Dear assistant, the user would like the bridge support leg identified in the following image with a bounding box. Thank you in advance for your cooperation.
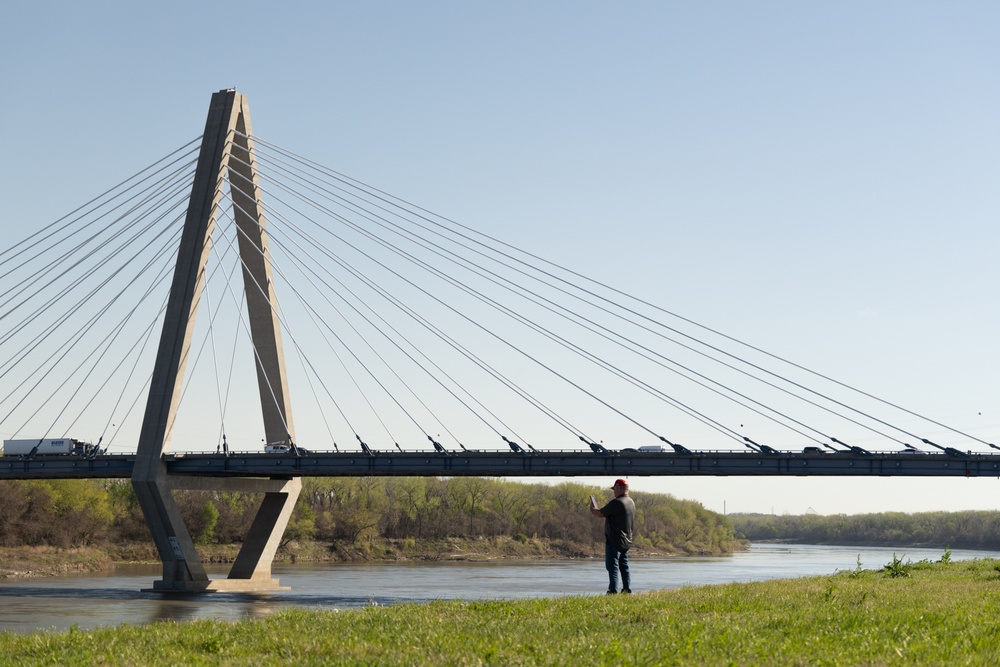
[229,479,302,582]
[132,89,300,593]
[132,474,209,590]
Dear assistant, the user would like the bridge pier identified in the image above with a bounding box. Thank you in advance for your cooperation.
[132,89,300,593]
[134,475,301,592]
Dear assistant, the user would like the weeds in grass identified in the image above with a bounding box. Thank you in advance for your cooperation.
[884,553,911,578]
[850,554,864,578]
[939,545,952,564]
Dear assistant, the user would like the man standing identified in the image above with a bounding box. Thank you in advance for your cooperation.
[589,478,635,594]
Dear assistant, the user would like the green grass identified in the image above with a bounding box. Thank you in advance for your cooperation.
[4,558,1000,665]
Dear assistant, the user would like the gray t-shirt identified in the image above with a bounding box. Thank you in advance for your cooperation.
[600,494,635,550]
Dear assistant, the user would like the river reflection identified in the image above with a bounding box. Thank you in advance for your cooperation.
[0,544,996,633]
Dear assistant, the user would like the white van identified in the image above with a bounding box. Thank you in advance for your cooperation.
[637,445,665,453]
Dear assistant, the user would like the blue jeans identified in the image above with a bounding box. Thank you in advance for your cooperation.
[605,543,630,593]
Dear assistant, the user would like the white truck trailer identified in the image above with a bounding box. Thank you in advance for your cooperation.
[2,438,96,456]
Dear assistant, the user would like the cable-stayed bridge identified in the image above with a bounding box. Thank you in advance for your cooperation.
[2,90,995,591]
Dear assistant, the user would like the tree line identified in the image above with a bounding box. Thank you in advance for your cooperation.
[730,511,1000,550]
[0,477,741,556]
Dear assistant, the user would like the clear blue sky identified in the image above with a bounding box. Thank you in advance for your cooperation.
[2,2,998,515]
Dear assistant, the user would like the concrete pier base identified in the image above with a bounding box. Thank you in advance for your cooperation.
[146,579,290,593]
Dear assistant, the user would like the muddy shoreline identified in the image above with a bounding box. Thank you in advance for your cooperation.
[0,537,743,580]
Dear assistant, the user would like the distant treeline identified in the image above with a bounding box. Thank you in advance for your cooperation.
[731,511,1000,551]
[0,478,741,556]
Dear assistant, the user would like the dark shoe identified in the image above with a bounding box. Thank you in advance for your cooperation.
[606,590,617,595]
[622,589,632,594]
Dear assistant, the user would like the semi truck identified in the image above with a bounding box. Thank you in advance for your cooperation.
[2,438,97,456]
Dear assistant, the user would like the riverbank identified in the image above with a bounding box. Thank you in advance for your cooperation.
[1,556,994,664]
[0,536,742,580]
[0,546,116,579]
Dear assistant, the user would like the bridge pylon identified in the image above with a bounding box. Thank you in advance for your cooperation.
[132,89,300,592]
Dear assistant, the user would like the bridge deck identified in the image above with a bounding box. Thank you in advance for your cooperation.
[0,451,997,480]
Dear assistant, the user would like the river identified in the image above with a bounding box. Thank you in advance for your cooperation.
[0,543,995,634]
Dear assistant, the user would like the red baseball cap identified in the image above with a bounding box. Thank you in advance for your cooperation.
[611,478,628,489]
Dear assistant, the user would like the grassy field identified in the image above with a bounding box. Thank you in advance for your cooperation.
[3,556,1000,665]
